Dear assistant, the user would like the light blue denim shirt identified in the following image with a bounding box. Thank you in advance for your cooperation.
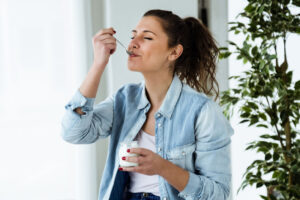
[61,75,234,200]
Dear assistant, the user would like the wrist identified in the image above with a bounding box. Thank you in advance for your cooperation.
[158,158,171,176]
[92,61,106,71]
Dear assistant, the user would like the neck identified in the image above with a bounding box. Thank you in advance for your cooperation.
[143,72,173,109]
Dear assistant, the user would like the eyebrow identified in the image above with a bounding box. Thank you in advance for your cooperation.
[131,30,157,36]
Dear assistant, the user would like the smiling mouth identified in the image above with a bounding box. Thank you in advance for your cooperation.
[129,54,140,57]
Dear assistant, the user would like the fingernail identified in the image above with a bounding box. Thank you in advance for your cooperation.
[122,157,125,160]
[127,149,130,153]
[113,30,116,33]
[119,167,123,171]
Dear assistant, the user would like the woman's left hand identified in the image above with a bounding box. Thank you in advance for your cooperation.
[120,148,165,175]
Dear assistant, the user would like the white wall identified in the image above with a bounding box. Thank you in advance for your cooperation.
[208,0,229,93]
[0,0,85,199]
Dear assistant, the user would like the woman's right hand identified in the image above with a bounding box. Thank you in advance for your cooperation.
[92,27,116,67]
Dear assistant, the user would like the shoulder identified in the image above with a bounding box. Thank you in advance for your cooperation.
[113,82,143,103]
[117,82,143,94]
[179,83,212,109]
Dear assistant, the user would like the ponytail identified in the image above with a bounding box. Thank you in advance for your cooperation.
[144,10,219,100]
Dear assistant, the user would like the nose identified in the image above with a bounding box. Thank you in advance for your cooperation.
[128,37,139,51]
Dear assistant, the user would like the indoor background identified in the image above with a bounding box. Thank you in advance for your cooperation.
[0,0,299,199]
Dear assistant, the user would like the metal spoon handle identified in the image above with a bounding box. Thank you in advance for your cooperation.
[115,37,132,55]
[115,38,126,49]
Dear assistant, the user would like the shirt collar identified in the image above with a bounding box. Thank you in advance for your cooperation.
[137,80,149,110]
[137,75,183,119]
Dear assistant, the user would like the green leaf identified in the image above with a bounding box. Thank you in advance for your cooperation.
[256,124,268,128]
[244,4,253,12]
[241,112,251,118]
[273,152,280,161]
[258,113,267,121]
[295,80,300,90]
[240,119,249,124]
[260,134,271,139]
[292,0,300,6]
[242,106,252,113]
[258,146,269,153]
[218,47,228,51]
[256,182,263,188]
[258,6,264,14]
[248,102,259,110]
[249,115,259,125]
[265,153,272,160]
[272,171,280,178]
[259,195,268,200]
[245,144,255,150]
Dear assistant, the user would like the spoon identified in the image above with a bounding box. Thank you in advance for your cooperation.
[115,37,133,55]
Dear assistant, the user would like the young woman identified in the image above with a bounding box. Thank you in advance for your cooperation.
[61,9,234,200]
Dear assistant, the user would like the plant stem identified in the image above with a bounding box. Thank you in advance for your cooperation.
[283,32,293,186]
[264,96,288,162]
[274,40,279,68]
[285,119,293,186]
[283,32,287,63]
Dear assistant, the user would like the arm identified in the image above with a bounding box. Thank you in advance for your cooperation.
[177,100,234,199]
[61,28,117,144]
[61,91,114,144]
[75,27,116,114]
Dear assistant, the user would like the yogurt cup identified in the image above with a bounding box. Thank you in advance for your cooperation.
[119,141,139,167]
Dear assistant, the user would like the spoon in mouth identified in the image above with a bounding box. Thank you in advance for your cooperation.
[115,37,133,55]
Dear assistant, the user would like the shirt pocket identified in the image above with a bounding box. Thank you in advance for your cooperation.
[166,143,196,171]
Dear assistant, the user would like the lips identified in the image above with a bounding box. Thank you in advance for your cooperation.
[129,53,140,57]
[127,50,140,56]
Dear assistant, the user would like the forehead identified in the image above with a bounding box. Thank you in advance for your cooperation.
[133,16,165,34]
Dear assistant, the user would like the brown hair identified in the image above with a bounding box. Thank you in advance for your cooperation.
[143,9,219,100]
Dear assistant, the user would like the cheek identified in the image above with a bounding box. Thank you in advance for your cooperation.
[145,48,168,64]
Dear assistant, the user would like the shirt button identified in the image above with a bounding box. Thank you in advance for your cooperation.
[163,197,167,200]
[182,151,186,156]
[157,113,161,117]
[158,123,162,127]
[158,147,162,152]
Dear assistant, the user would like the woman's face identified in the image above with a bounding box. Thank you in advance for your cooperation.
[127,16,174,73]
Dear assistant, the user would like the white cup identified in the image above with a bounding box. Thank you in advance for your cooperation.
[119,141,139,167]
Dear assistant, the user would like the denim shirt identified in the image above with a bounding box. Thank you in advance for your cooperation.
[61,75,234,200]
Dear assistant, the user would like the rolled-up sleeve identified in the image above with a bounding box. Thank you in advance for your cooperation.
[61,90,114,144]
[178,100,234,200]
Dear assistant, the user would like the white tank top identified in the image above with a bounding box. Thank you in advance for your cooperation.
[128,130,160,196]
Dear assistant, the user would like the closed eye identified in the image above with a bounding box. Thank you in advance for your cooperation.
[130,37,153,40]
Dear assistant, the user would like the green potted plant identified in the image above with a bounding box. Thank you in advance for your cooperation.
[219,0,300,199]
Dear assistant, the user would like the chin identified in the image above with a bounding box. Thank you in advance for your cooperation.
[128,66,140,72]
[127,62,141,72]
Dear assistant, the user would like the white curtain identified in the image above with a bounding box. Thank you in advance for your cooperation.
[0,0,99,199]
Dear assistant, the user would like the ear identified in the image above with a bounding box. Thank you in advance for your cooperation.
[168,44,183,61]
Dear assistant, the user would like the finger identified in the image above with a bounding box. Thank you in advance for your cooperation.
[128,147,150,156]
[120,166,141,172]
[100,38,117,45]
[97,34,117,41]
[94,27,116,37]
[107,44,116,54]
[125,155,142,163]
[106,43,116,49]
[93,36,116,45]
